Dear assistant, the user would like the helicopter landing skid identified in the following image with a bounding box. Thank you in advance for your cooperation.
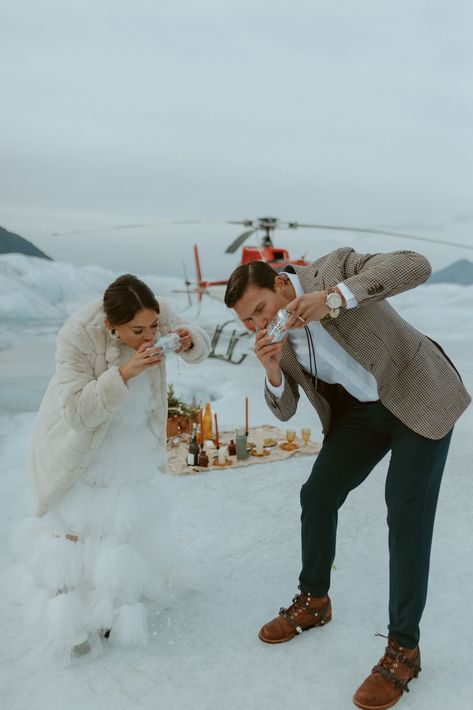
[208,320,250,365]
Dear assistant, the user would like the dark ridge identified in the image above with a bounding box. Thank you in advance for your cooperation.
[0,225,52,260]
[428,259,473,286]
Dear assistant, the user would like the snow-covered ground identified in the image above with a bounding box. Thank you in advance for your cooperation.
[1,254,472,710]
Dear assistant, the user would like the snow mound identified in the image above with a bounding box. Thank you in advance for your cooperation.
[0,254,189,321]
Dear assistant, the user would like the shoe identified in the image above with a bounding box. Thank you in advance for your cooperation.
[71,631,91,657]
[353,637,421,709]
[258,592,331,644]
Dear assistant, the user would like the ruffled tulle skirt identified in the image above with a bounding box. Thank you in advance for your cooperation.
[15,363,185,661]
[18,477,179,653]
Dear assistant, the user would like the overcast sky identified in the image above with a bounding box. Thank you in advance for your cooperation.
[1,0,472,278]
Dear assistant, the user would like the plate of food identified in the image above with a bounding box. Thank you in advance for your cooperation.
[279,441,300,452]
[250,449,271,457]
[263,438,278,448]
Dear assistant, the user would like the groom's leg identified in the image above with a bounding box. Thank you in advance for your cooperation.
[385,420,453,648]
[299,401,391,595]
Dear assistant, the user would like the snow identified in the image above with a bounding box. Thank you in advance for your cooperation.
[1,255,473,709]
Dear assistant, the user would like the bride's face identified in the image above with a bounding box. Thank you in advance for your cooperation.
[108,308,159,350]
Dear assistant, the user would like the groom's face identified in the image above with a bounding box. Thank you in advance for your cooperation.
[233,283,287,332]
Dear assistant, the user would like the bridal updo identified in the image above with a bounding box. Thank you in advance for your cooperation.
[103,274,160,326]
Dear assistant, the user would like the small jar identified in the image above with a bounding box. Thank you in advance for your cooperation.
[198,445,209,468]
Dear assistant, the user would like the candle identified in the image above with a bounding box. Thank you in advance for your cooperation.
[218,445,226,465]
[199,407,204,444]
[255,427,264,455]
[214,412,219,448]
[245,397,249,435]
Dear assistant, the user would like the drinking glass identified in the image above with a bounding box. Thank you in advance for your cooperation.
[286,429,296,444]
[301,428,311,445]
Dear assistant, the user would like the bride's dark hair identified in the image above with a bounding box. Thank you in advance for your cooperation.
[103,274,160,325]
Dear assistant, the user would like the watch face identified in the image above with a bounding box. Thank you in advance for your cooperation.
[327,292,342,309]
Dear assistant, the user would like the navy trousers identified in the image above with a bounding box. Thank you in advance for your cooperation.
[298,391,452,649]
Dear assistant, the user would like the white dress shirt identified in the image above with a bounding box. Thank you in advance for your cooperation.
[266,273,379,402]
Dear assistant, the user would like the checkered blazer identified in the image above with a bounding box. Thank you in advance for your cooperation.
[264,247,471,440]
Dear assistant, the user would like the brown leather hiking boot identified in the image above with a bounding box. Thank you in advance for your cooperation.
[258,592,332,644]
[353,637,421,710]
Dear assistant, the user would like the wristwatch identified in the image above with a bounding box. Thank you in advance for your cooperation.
[325,288,343,318]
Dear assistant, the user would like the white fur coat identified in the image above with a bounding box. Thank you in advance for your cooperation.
[29,297,210,516]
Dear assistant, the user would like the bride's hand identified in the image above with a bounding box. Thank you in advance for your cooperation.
[172,327,193,353]
[119,342,164,383]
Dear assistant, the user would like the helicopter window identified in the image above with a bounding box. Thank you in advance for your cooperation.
[271,251,286,262]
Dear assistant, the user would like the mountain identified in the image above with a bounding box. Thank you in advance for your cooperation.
[0,226,52,260]
[428,259,473,285]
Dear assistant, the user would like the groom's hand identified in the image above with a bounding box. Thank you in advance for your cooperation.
[254,329,283,386]
[285,291,330,329]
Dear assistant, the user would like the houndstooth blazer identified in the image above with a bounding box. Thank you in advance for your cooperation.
[264,247,471,440]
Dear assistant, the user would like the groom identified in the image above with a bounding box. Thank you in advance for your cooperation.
[224,247,470,710]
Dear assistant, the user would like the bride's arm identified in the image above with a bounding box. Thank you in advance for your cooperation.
[55,321,131,432]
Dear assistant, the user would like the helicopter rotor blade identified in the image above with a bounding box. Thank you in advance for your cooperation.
[225,229,257,254]
[51,219,226,237]
[288,223,473,251]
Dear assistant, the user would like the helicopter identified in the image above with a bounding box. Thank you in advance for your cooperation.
[177,215,473,305]
[178,217,309,306]
[53,216,473,364]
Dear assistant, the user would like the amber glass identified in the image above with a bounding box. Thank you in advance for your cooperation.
[301,428,311,445]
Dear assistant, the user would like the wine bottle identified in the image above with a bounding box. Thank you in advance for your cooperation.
[187,425,199,466]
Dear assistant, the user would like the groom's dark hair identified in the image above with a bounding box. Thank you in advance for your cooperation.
[224,260,277,308]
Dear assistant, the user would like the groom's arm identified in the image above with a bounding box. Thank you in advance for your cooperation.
[264,369,300,421]
[328,247,432,305]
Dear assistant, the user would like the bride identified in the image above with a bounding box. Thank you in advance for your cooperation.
[21,273,210,659]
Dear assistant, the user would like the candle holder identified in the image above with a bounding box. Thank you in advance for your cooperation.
[211,457,233,467]
[250,449,270,458]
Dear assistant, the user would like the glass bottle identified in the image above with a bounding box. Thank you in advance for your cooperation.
[235,428,248,460]
[198,444,209,468]
[187,425,200,465]
[202,401,213,441]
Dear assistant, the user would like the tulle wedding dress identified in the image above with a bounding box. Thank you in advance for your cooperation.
[19,347,180,660]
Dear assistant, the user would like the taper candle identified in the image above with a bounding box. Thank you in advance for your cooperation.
[218,445,226,465]
[255,427,264,455]
[245,397,249,435]
[199,407,204,444]
[214,412,219,448]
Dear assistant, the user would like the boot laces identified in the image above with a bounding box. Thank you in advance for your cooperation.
[280,592,311,619]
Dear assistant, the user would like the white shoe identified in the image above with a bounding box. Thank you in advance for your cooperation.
[72,631,90,656]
